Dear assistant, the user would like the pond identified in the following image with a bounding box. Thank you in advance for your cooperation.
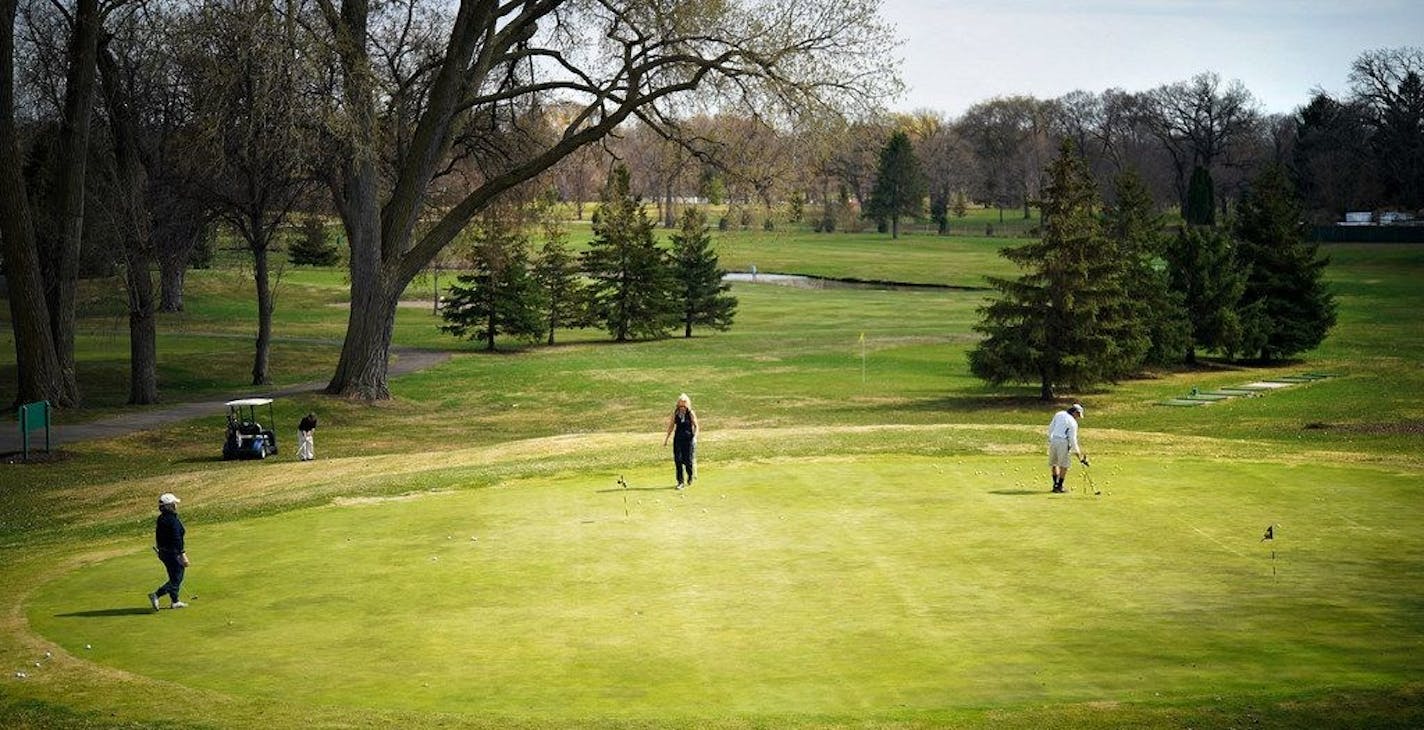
[723,272,974,291]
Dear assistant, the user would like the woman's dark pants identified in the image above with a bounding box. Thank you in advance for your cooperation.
[673,438,695,484]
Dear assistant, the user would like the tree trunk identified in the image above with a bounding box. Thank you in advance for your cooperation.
[326,280,397,399]
[125,253,159,404]
[252,243,273,385]
[1039,374,1054,401]
[890,215,899,240]
[44,0,103,407]
[1,0,70,407]
[159,258,186,312]
[100,42,159,405]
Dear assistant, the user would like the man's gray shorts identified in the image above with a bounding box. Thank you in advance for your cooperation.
[1048,439,1073,468]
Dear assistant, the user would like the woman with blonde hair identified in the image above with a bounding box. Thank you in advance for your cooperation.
[663,393,699,489]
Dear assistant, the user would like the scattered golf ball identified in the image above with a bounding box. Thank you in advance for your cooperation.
[15,672,25,678]
[84,644,91,650]
[44,652,51,658]
[34,662,40,667]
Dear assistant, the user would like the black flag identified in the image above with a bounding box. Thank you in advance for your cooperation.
[1261,525,1275,541]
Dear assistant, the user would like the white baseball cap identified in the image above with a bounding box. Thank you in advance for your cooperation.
[1069,403,1084,416]
[158,493,181,505]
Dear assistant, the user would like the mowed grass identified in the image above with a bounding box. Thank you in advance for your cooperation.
[25,441,1424,724]
[1,238,1422,728]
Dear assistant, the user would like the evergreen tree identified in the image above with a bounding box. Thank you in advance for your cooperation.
[581,165,678,342]
[532,220,587,345]
[864,131,927,239]
[1185,165,1216,226]
[968,141,1142,400]
[1232,165,1337,361]
[289,216,341,266]
[1105,170,1191,368]
[1165,225,1247,363]
[670,208,737,338]
[439,212,544,351]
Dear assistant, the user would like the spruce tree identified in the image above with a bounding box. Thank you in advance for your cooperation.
[1165,225,1247,363]
[439,212,544,351]
[1185,166,1216,226]
[532,220,587,345]
[670,208,737,338]
[289,216,340,266]
[1105,170,1191,367]
[864,131,927,239]
[968,140,1142,400]
[581,165,678,342]
[1233,165,1337,361]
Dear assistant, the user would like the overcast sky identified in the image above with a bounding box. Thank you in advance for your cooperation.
[880,0,1424,117]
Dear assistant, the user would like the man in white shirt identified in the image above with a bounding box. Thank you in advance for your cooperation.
[1046,403,1087,493]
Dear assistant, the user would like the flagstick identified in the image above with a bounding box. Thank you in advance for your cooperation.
[860,333,866,384]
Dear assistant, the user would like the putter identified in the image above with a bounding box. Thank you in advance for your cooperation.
[1079,458,1100,495]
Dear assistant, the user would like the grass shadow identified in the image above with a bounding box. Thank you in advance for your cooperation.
[987,489,1043,496]
[595,486,679,493]
[54,608,155,618]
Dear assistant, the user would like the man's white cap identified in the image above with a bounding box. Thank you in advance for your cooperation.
[1069,403,1084,416]
[158,493,181,505]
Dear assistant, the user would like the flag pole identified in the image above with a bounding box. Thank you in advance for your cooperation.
[859,332,866,384]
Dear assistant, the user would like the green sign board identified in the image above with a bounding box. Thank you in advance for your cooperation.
[18,400,51,460]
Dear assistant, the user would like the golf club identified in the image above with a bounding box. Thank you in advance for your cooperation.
[1079,458,1100,495]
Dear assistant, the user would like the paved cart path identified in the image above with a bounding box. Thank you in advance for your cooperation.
[1,347,451,455]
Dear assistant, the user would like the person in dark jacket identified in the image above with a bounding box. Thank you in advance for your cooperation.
[148,493,189,611]
[662,393,699,489]
[297,412,318,461]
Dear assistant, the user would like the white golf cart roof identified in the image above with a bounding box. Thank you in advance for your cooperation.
[225,398,274,407]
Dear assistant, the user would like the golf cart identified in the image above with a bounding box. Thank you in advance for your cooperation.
[223,398,279,460]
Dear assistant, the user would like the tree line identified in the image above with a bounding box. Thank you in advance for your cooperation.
[438,165,736,350]
[0,0,1414,408]
[1,0,895,406]
[968,141,1336,400]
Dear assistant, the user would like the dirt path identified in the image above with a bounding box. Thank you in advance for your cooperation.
[0,347,452,455]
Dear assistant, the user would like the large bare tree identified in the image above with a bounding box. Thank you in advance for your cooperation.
[0,0,67,406]
[182,0,314,386]
[1140,71,1261,212]
[312,0,897,399]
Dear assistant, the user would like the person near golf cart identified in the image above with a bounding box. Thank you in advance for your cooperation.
[663,393,699,489]
[148,493,190,611]
[1046,403,1088,493]
[296,412,318,461]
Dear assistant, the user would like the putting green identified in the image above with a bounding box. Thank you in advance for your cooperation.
[26,453,1424,722]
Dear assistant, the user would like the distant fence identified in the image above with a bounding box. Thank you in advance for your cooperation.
[1310,226,1424,243]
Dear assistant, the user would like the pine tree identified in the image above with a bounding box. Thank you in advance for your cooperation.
[968,140,1142,400]
[1105,170,1191,367]
[532,220,587,345]
[289,215,340,266]
[1233,164,1337,361]
[439,212,544,351]
[670,208,737,338]
[864,131,927,239]
[1165,225,1248,363]
[1185,166,1216,227]
[581,165,678,342]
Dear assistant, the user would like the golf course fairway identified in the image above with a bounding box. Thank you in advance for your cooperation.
[25,435,1424,724]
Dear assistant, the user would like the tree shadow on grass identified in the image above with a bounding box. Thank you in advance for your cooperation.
[54,608,154,618]
[594,486,679,493]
